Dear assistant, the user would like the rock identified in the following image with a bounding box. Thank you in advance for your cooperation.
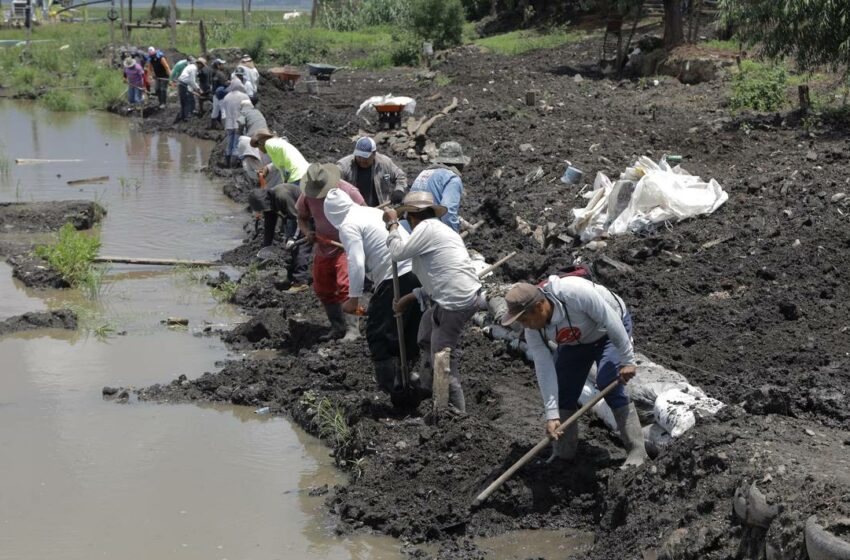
[519,143,534,153]
[778,301,800,321]
[792,239,801,248]
[806,150,818,161]
[598,155,613,166]
[732,482,779,528]
[532,225,545,247]
[585,240,607,251]
[573,74,584,83]
[395,441,408,451]
[102,386,119,396]
[831,192,846,203]
[805,428,816,437]
[515,215,533,236]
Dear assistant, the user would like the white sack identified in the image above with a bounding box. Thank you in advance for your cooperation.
[654,387,725,438]
[356,94,417,117]
[570,156,728,242]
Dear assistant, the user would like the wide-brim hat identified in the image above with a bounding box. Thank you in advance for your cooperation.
[433,141,470,166]
[395,191,447,218]
[250,128,274,148]
[196,57,207,66]
[302,163,340,199]
[123,57,135,68]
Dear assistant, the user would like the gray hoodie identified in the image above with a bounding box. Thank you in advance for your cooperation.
[222,77,250,130]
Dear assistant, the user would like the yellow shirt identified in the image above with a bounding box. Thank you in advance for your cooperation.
[264,138,310,183]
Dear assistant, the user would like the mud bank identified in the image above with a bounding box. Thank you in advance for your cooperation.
[125,32,850,558]
[0,309,77,334]
[0,200,105,234]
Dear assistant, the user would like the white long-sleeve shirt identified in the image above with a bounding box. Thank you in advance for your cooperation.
[324,189,413,297]
[238,65,260,91]
[178,63,200,91]
[386,218,480,310]
[525,275,635,420]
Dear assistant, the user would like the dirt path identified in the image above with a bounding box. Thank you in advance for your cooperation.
[128,35,850,558]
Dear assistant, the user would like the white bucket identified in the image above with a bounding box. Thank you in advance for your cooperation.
[422,42,433,57]
[560,162,583,185]
[305,79,318,95]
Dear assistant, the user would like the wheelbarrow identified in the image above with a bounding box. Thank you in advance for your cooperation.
[306,62,339,82]
[375,103,405,130]
[269,66,302,91]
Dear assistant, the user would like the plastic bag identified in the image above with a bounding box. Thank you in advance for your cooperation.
[654,387,725,438]
[356,94,417,117]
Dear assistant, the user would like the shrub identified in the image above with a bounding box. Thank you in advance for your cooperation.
[150,5,179,19]
[391,35,421,66]
[244,36,267,64]
[409,0,464,50]
[90,68,127,109]
[41,90,88,112]
[280,29,330,65]
[35,223,101,288]
[358,0,411,27]
[730,60,787,112]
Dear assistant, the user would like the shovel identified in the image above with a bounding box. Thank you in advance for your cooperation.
[391,260,410,390]
[471,379,621,508]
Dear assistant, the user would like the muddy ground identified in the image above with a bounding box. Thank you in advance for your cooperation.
[0,309,77,335]
[0,200,106,289]
[123,29,850,559]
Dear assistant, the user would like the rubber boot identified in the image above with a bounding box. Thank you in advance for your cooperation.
[613,402,648,469]
[341,315,360,342]
[553,408,579,460]
[318,303,346,342]
[373,358,398,395]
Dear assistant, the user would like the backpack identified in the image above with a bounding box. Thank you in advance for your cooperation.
[536,261,595,288]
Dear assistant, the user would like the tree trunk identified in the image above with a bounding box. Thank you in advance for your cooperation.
[190,0,194,19]
[240,0,246,26]
[169,0,176,48]
[149,0,156,17]
[618,1,643,78]
[310,0,318,27]
[663,0,684,50]
[199,18,206,54]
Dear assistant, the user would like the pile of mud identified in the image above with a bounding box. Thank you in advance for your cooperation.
[0,201,105,233]
[127,29,850,559]
[0,309,77,335]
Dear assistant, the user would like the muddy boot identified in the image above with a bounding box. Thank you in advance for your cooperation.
[318,303,346,342]
[613,402,648,469]
[373,358,398,394]
[553,408,579,460]
[448,378,466,414]
[341,315,360,342]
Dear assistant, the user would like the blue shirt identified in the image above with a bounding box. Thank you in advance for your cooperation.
[409,167,462,232]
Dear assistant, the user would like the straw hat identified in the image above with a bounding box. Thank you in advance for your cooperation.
[123,57,136,68]
[249,128,275,148]
[302,163,340,199]
[395,191,447,218]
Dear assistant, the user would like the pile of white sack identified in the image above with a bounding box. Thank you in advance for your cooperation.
[356,94,417,117]
[569,156,728,243]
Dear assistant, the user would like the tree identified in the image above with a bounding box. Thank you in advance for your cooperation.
[663,0,684,49]
[410,0,464,50]
[720,0,850,74]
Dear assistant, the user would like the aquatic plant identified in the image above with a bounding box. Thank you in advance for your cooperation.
[35,223,102,295]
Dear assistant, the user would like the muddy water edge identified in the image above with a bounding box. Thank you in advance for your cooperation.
[0,100,403,560]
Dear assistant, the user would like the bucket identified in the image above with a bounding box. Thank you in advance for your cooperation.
[560,162,583,185]
[305,79,318,95]
[422,41,433,57]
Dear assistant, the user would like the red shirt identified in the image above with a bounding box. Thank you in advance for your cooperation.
[296,180,365,257]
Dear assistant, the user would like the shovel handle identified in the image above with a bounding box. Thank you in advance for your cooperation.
[472,379,620,508]
[391,260,410,389]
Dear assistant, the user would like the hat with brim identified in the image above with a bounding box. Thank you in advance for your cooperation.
[123,57,135,68]
[395,191,447,218]
[433,141,471,166]
[250,128,274,148]
[196,57,207,66]
[302,163,341,199]
[501,283,544,326]
[247,188,272,213]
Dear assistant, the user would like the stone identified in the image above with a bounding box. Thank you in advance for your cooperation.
[395,440,408,450]
[573,74,584,83]
[806,150,818,161]
[831,192,846,203]
[519,143,534,153]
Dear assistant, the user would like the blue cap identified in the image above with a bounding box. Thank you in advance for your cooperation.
[353,137,377,158]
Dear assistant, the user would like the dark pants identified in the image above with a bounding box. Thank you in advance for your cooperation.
[555,312,633,411]
[289,237,312,285]
[178,84,194,120]
[366,272,422,364]
[154,78,168,106]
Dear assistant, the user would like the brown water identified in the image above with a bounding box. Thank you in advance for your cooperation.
[0,101,403,560]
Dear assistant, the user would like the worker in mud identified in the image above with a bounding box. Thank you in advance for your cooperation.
[208,59,229,129]
[175,57,205,123]
[384,192,483,413]
[324,188,422,404]
[221,77,250,167]
[122,57,145,106]
[145,46,171,108]
[250,129,310,185]
[409,141,469,232]
[237,56,260,105]
[336,136,407,207]
[500,278,648,469]
[238,99,268,138]
[296,163,367,341]
[247,184,312,293]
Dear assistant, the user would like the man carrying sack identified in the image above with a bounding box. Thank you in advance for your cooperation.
[296,163,366,341]
[500,277,648,468]
[324,189,422,403]
[383,192,482,413]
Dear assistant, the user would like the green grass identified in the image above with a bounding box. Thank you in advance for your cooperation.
[473,28,585,55]
[211,280,238,302]
[34,223,104,296]
[704,39,740,53]
[0,143,11,180]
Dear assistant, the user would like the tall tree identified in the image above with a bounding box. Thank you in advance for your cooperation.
[720,0,850,73]
[663,0,684,49]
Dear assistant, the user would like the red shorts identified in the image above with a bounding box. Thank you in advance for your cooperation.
[312,250,349,304]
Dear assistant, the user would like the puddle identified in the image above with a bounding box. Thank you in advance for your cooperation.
[0,101,403,559]
[472,529,595,558]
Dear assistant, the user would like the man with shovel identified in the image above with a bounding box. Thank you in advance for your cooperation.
[324,188,422,404]
[296,163,366,341]
[383,191,483,413]
[500,278,647,468]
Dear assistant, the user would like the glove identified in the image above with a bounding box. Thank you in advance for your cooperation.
[390,190,405,205]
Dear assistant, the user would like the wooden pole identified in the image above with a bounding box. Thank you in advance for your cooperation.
[460,219,484,239]
[391,260,410,389]
[310,0,317,27]
[128,0,132,25]
[199,19,206,55]
[119,0,127,41]
[190,0,194,19]
[94,256,219,266]
[240,0,246,26]
[478,251,517,278]
[472,380,620,508]
[432,348,451,417]
[169,0,176,48]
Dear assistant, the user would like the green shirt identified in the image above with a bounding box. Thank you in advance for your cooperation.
[169,59,188,82]
[265,138,310,184]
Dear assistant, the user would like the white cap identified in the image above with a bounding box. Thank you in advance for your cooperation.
[148,46,155,54]
[353,136,377,158]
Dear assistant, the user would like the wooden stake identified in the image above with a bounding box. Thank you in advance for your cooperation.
[94,256,219,266]
[478,251,517,278]
[199,19,206,55]
[432,348,451,418]
[169,0,176,48]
